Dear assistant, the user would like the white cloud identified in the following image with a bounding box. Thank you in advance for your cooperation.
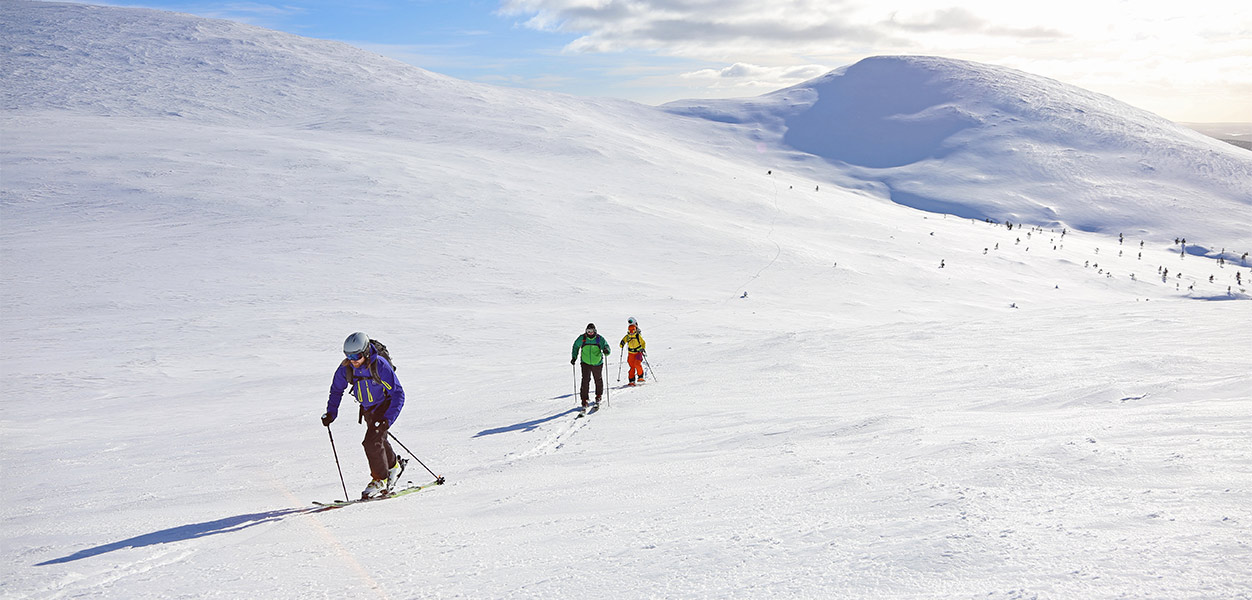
[497,0,1252,121]
[679,62,829,91]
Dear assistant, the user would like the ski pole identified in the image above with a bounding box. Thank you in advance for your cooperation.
[643,354,658,382]
[616,351,624,382]
[387,431,446,484]
[572,362,578,399]
[326,424,349,502]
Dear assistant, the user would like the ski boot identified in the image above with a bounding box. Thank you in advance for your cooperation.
[361,478,387,500]
[387,457,408,491]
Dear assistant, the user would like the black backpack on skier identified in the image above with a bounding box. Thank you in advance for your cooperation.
[342,338,396,386]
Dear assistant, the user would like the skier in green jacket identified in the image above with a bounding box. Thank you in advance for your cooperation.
[570,323,611,408]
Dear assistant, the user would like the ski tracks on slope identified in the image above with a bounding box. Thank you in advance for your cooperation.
[507,410,592,462]
[731,171,784,300]
[38,547,197,598]
[506,385,641,462]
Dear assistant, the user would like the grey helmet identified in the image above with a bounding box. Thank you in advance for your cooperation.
[343,332,371,359]
[628,317,637,326]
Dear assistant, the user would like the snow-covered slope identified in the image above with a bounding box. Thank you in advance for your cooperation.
[664,56,1252,252]
[2,2,1250,599]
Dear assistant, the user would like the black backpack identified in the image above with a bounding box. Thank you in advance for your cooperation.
[342,338,396,386]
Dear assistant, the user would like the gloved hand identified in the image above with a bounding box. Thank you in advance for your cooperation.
[570,358,576,365]
[321,412,335,426]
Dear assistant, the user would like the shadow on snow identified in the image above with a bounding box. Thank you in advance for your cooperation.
[36,508,311,566]
[1192,293,1251,301]
[473,405,583,437]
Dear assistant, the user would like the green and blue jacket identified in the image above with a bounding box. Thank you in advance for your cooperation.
[572,334,611,366]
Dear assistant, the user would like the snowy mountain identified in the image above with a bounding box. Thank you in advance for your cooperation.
[664,55,1252,252]
[2,2,1250,599]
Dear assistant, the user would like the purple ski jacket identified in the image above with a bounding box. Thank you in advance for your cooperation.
[326,349,405,425]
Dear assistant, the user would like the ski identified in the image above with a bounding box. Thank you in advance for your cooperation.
[575,402,601,418]
[312,477,445,510]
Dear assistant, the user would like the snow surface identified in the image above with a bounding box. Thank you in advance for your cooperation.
[2,2,1251,599]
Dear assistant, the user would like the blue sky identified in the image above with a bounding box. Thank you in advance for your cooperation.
[86,1,1251,122]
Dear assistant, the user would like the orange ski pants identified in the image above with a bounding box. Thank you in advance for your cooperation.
[627,351,644,381]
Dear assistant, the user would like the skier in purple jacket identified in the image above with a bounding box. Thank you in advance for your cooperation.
[321,332,406,499]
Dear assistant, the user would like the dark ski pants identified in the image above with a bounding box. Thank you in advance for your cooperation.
[362,410,397,481]
[580,362,604,402]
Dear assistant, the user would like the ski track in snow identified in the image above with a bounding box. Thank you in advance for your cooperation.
[506,387,637,462]
[509,410,592,461]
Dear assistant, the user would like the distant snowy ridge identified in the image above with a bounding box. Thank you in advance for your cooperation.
[0,1,459,124]
[4,2,1249,252]
[665,56,1252,250]
[0,0,667,145]
[1184,123,1252,151]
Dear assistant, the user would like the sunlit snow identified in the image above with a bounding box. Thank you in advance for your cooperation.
[2,2,1250,598]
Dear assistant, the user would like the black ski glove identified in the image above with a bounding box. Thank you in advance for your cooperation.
[570,358,576,365]
[321,413,335,426]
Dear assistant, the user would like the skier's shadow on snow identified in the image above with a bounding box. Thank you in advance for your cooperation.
[36,508,307,566]
[473,399,582,438]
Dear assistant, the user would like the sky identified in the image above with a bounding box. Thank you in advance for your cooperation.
[70,0,1252,122]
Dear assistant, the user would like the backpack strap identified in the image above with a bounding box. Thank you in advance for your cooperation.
[341,359,355,386]
[343,354,384,386]
[368,359,382,385]
[581,334,603,348]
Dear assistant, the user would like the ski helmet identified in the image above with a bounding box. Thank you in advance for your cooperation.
[628,317,637,326]
[586,323,596,333]
[343,332,371,359]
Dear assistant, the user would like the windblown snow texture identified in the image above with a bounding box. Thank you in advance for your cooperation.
[2,2,1250,599]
